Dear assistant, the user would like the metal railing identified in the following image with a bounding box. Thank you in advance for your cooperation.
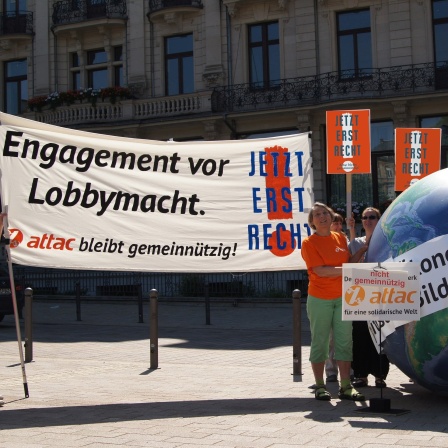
[12,266,308,301]
[0,11,33,36]
[211,62,448,113]
[52,0,127,26]
[148,0,203,13]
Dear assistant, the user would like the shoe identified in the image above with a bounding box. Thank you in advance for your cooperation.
[0,399,4,406]
[375,379,387,388]
[315,387,332,401]
[309,384,318,389]
[326,374,338,382]
[338,385,365,401]
[352,378,368,387]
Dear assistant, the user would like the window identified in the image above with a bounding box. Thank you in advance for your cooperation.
[420,116,448,169]
[3,0,28,33]
[248,21,280,89]
[433,0,448,66]
[87,49,108,89]
[337,9,372,79]
[70,46,124,90]
[328,121,394,213]
[71,53,81,90]
[165,34,194,96]
[4,59,27,115]
[432,0,448,88]
[4,0,27,13]
[113,46,123,86]
[86,0,107,19]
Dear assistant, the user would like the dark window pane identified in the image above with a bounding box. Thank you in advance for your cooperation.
[339,35,355,71]
[165,34,194,95]
[114,46,122,62]
[21,78,27,101]
[421,115,448,145]
[87,50,107,65]
[433,0,448,19]
[6,59,27,77]
[5,0,27,12]
[183,56,194,93]
[338,10,370,31]
[358,32,373,72]
[371,121,394,151]
[248,21,280,88]
[4,59,27,115]
[268,22,279,40]
[114,66,123,86]
[6,82,19,114]
[72,71,81,90]
[166,59,180,95]
[166,35,193,54]
[338,9,371,77]
[89,69,108,89]
[434,23,448,64]
[268,44,280,84]
[250,25,262,43]
[72,53,79,68]
[250,47,263,85]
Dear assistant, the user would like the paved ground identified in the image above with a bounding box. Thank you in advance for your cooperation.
[0,299,447,448]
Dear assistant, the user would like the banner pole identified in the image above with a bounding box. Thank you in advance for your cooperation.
[2,210,29,398]
[346,173,353,227]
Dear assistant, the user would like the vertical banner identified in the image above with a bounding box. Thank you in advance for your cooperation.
[326,109,371,174]
[326,109,371,222]
[394,128,441,191]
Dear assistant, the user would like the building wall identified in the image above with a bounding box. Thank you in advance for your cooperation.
[0,0,447,206]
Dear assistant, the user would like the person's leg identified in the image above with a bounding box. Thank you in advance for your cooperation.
[351,321,369,386]
[307,295,333,379]
[332,298,364,401]
[362,321,390,386]
[325,330,338,381]
[307,295,333,400]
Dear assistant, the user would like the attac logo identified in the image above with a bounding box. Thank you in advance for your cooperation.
[8,228,24,248]
[344,285,366,306]
[345,284,416,306]
[8,229,76,251]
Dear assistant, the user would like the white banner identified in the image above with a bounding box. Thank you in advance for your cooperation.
[367,235,448,349]
[0,113,314,272]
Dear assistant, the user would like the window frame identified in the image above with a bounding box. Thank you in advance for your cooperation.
[248,21,280,89]
[337,8,372,80]
[165,33,194,96]
[70,46,124,91]
[4,58,28,115]
[3,0,27,14]
[432,0,448,66]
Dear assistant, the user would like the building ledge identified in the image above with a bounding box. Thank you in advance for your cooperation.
[147,0,203,23]
[23,91,212,128]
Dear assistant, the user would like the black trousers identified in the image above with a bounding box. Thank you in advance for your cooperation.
[352,321,390,379]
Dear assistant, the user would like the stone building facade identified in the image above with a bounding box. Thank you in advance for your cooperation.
[1,0,448,209]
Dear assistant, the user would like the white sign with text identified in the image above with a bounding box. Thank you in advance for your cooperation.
[342,262,420,321]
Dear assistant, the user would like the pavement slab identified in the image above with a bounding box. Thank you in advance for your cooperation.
[0,300,447,447]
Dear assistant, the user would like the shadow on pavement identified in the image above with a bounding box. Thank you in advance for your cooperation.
[0,393,446,432]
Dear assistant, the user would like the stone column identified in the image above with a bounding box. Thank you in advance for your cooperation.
[202,1,225,88]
